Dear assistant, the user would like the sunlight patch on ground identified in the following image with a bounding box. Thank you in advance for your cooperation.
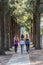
[6,53,30,65]
[9,62,30,65]
[30,61,42,65]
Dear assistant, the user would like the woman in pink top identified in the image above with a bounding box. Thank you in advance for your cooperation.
[14,36,19,53]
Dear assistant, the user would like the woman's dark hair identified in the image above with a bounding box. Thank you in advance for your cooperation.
[21,34,24,39]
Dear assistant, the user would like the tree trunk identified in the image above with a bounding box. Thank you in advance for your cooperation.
[33,14,36,47]
[4,14,11,50]
[10,21,13,48]
[0,1,5,55]
[33,0,41,49]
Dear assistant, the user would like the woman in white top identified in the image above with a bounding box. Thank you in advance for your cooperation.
[20,36,25,54]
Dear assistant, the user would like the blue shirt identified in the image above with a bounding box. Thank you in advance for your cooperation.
[25,39,30,44]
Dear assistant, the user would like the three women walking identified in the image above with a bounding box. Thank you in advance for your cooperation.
[14,34,30,54]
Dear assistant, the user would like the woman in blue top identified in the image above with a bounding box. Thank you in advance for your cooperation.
[25,34,30,53]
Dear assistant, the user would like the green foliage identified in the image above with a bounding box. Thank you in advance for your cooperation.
[9,0,33,32]
[2,0,43,32]
[40,28,43,35]
[39,4,43,13]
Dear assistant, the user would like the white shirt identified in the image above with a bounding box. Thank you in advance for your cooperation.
[20,40,25,45]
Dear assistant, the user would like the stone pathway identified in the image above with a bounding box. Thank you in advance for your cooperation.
[0,51,14,65]
[6,48,30,65]
[30,49,43,65]
[1,47,43,65]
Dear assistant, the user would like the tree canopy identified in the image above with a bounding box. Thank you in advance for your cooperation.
[1,0,43,32]
[9,0,33,32]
